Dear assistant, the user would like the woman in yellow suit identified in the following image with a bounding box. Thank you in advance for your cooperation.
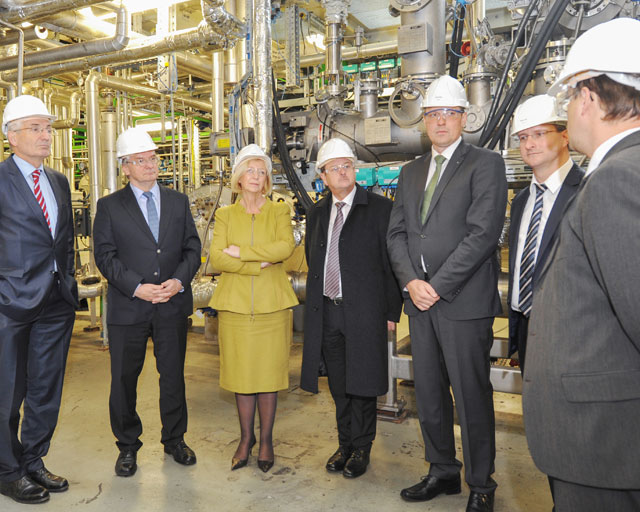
[209,144,298,473]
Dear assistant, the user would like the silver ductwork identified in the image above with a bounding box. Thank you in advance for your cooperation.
[253,0,272,153]
[0,0,105,24]
[201,0,245,41]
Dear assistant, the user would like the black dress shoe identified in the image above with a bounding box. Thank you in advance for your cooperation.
[28,468,69,492]
[466,490,495,512]
[0,476,49,504]
[164,440,196,466]
[400,474,461,502]
[326,446,352,473]
[115,449,137,477]
[342,448,370,478]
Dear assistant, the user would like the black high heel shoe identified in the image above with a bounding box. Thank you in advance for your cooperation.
[257,459,274,473]
[231,437,256,471]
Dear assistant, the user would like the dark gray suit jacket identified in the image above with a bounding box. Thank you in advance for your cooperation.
[507,163,584,356]
[0,155,78,322]
[523,131,640,489]
[93,183,201,325]
[387,141,508,320]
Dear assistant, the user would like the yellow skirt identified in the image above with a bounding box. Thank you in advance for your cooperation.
[218,309,292,393]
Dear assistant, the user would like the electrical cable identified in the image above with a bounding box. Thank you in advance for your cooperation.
[449,1,467,78]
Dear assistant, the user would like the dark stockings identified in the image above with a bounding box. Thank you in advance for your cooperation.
[234,392,278,461]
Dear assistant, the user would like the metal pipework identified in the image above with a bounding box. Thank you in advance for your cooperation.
[2,21,242,83]
[0,0,105,24]
[0,24,47,46]
[398,0,446,78]
[0,8,129,72]
[201,0,245,41]
[101,110,118,194]
[0,19,22,93]
[252,0,272,154]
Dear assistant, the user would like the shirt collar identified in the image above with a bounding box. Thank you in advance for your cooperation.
[332,184,357,208]
[130,181,160,201]
[587,127,640,176]
[431,137,462,161]
[532,158,573,195]
[12,154,42,179]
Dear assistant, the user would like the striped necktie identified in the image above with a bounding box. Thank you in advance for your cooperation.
[324,202,345,299]
[518,183,547,316]
[32,169,52,233]
[143,191,159,241]
[421,155,446,224]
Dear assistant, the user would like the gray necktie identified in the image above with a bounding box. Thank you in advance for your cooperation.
[421,155,446,224]
[325,202,346,299]
[142,191,159,241]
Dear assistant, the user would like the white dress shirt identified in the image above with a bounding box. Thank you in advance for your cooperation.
[14,155,59,238]
[511,159,573,311]
[323,185,357,298]
[586,127,640,177]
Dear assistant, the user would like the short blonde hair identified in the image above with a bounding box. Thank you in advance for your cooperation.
[230,157,273,196]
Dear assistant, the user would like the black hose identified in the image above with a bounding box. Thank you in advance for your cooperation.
[481,0,540,142]
[449,3,466,78]
[271,73,314,211]
[482,0,572,149]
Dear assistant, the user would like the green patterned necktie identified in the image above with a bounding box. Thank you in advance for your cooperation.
[420,155,446,224]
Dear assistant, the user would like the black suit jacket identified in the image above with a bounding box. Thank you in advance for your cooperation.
[300,185,402,396]
[387,141,508,320]
[507,163,584,356]
[93,183,201,325]
[0,155,78,322]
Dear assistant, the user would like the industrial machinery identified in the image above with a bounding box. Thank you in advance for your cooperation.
[1,0,637,392]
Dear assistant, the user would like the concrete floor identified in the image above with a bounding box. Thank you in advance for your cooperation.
[3,313,553,512]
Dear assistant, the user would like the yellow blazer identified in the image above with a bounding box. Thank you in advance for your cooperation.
[209,198,299,315]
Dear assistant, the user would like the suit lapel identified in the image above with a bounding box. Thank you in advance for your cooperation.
[43,167,66,240]
[158,186,173,245]
[424,142,469,223]
[509,188,529,275]
[6,156,51,233]
[120,184,157,243]
[408,154,430,222]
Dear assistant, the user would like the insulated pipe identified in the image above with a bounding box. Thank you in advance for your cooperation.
[101,110,118,194]
[0,0,106,24]
[85,73,101,221]
[252,0,272,153]
[0,25,47,46]
[212,51,225,180]
[2,21,242,83]
[0,19,22,93]
[0,8,129,72]
[201,0,245,40]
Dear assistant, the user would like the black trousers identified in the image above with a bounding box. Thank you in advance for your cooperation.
[0,279,75,482]
[108,310,188,451]
[549,476,640,512]
[409,307,497,494]
[511,309,529,374]
[321,299,376,452]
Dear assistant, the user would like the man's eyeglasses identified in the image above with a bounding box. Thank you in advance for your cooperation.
[246,168,268,177]
[513,130,559,144]
[555,85,578,114]
[125,155,159,167]
[324,163,354,174]
[14,126,56,136]
[423,108,465,121]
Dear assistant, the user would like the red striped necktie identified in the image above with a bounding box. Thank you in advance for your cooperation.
[32,169,52,233]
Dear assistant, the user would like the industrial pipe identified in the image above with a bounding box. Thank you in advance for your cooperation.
[253,0,272,153]
[0,19,23,93]
[0,24,47,46]
[0,0,106,24]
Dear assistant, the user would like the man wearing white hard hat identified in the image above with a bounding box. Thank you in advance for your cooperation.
[523,17,640,511]
[301,138,402,479]
[93,127,201,477]
[507,95,583,375]
[0,95,78,505]
[387,75,507,512]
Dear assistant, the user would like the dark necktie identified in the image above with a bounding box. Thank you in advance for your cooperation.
[325,202,345,299]
[519,183,547,316]
[142,191,159,241]
[421,155,446,224]
[32,169,52,233]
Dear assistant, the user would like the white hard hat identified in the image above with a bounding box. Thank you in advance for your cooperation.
[512,95,566,134]
[422,75,469,109]
[316,138,356,170]
[232,143,272,175]
[116,127,158,159]
[2,94,56,134]
[549,17,640,95]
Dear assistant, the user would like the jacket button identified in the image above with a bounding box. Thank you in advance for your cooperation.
[157,249,161,254]
[313,274,319,279]
[420,234,426,239]
[153,271,158,276]
[320,242,324,247]
[313,307,318,312]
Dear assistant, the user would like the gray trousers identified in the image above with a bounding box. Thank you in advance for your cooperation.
[409,307,497,494]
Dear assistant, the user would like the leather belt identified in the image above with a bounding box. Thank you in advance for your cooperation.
[324,296,344,306]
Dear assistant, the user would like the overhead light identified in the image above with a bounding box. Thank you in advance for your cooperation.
[305,33,326,50]
[136,120,175,132]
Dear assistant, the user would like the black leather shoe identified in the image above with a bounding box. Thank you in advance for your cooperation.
[326,446,352,473]
[400,474,461,502]
[342,448,369,478]
[115,449,137,477]
[164,440,196,466]
[466,490,495,512]
[0,476,49,504]
[28,468,68,493]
